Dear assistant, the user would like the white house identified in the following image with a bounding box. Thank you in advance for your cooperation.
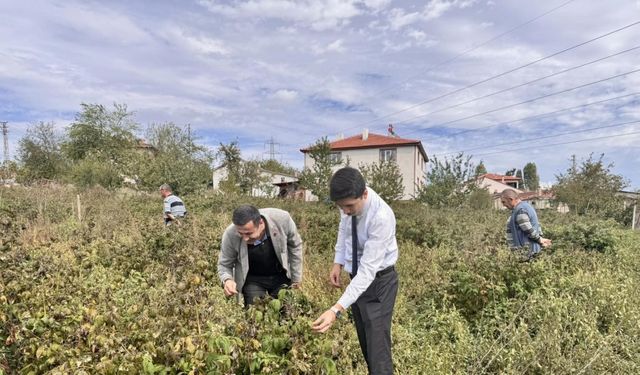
[475,173,569,212]
[475,173,523,209]
[477,173,522,191]
[212,163,298,198]
[300,129,428,200]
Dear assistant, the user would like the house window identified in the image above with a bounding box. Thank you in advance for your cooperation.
[380,148,397,162]
[329,152,342,164]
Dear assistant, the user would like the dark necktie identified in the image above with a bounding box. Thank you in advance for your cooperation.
[352,215,358,276]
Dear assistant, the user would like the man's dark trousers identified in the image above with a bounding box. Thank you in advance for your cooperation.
[351,268,398,375]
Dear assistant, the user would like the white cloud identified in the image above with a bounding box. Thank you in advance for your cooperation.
[362,0,392,12]
[326,39,346,53]
[313,39,346,54]
[272,89,299,101]
[389,0,478,30]
[162,26,230,55]
[198,0,363,31]
[407,29,427,41]
[388,8,422,30]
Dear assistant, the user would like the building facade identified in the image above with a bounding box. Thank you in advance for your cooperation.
[301,130,428,200]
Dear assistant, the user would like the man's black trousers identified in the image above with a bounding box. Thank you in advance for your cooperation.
[351,267,398,375]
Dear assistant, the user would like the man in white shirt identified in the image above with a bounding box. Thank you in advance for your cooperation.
[312,167,399,375]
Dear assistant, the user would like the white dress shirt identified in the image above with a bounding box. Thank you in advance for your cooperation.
[334,187,398,309]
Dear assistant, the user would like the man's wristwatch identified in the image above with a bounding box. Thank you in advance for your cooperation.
[330,306,342,319]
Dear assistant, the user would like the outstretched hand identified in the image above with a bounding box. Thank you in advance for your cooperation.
[312,310,336,333]
[223,279,238,296]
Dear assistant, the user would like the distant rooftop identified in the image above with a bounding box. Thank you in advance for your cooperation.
[479,173,522,182]
[301,131,428,161]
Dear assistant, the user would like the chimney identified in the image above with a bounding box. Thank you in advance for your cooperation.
[337,133,344,140]
[362,128,369,141]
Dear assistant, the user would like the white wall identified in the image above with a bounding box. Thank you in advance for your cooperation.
[212,167,228,190]
[303,145,426,200]
[478,178,523,195]
[212,166,297,197]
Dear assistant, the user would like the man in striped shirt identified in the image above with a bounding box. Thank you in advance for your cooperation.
[159,184,187,225]
[500,189,551,259]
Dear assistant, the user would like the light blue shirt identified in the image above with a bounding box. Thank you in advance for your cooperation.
[334,187,398,309]
[163,194,186,217]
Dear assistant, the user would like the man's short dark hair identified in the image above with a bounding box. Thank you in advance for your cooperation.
[330,167,366,201]
[232,205,261,226]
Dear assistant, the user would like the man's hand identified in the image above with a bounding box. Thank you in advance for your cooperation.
[540,238,552,248]
[291,282,301,289]
[223,279,238,296]
[312,309,337,333]
[329,263,343,288]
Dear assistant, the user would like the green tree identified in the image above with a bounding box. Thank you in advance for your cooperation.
[468,188,493,209]
[259,159,298,176]
[523,162,540,191]
[416,152,478,208]
[505,168,516,176]
[133,123,213,194]
[554,154,627,218]
[241,159,271,196]
[298,137,341,202]
[16,122,67,183]
[359,160,404,202]
[474,161,487,176]
[62,103,137,164]
[0,160,18,182]
[68,156,122,189]
[216,141,243,194]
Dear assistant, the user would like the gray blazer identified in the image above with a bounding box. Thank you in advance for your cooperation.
[217,208,303,301]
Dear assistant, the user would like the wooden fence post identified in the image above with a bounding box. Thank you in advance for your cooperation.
[76,194,82,222]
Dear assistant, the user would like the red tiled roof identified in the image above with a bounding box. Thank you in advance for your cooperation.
[480,173,521,182]
[300,132,428,161]
[520,190,555,200]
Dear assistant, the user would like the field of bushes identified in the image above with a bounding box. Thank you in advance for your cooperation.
[1,186,639,374]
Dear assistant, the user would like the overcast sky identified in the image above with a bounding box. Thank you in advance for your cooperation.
[1,0,639,189]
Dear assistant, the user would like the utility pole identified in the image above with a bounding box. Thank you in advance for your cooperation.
[1,121,8,165]
[263,137,281,162]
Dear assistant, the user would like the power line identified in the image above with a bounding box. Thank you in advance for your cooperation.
[292,0,584,146]
[274,92,640,151]
[363,0,580,101]
[399,67,640,137]
[434,118,640,157]
[448,91,640,137]
[392,45,640,126]
[466,129,640,158]
[1,121,8,164]
[263,137,282,162]
[339,19,640,135]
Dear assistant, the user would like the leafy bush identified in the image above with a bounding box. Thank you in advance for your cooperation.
[545,218,620,253]
[1,186,639,373]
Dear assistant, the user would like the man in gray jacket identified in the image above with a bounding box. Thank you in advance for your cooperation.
[217,205,303,306]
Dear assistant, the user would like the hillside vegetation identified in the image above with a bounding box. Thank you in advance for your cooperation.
[1,186,639,374]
